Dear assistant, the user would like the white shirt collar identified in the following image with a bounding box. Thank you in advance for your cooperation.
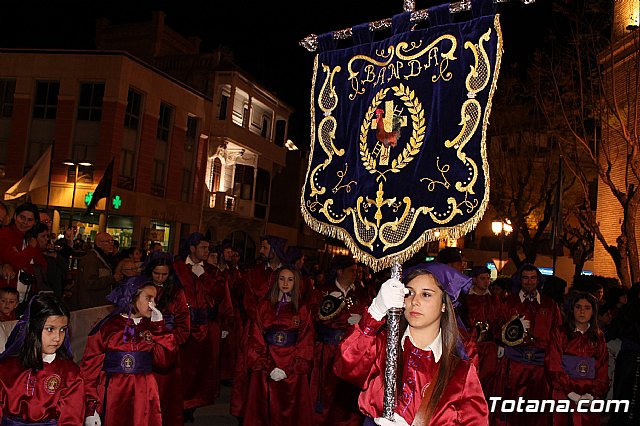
[575,323,591,333]
[401,327,442,362]
[334,279,355,296]
[469,286,491,296]
[186,256,203,266]
[43,353,56,363]
[121,313,142,324]
[519,289,540,304]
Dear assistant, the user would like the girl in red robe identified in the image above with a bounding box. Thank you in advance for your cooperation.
[545,292,609,426]
[0,292,84,425]
[80,277,177,426]
[144,253,190,426]
[335,262,489,425]
[244,266,315,425]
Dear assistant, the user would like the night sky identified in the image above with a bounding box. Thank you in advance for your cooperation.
[0,0,551,144]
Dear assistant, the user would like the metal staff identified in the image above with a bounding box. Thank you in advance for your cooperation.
[383,261,403,419]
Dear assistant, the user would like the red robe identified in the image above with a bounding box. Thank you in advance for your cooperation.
[465,292,501,395]
[0,356,84,425]
[80,315,177,426]
[230,264,277,417]
[219,265,243,381]
[0,225,46,289]
[545,327,609,426]
[244,299,315,425]
[334,309,488,425]
[153,283,190,426]
[310,282,371,426]
[494,293,562,426]
[173,260,232,409]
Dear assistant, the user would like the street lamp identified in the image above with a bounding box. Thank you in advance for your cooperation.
[63,159,93,227]
[491,218,513,273]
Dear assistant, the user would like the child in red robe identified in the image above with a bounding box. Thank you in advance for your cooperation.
[244,266,315,425]
[0,292,85,425]
[335,262,488,425]
[545,292,609,426]
[80,277,177,426]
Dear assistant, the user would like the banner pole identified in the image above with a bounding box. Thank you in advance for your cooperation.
[383,260,403,419]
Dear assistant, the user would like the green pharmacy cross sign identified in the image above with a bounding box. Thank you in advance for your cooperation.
[83,192,122,210]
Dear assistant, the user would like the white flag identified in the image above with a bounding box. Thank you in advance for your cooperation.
[4,146,52,200]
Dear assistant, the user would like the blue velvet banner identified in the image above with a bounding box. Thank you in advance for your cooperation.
[301,3,502,271]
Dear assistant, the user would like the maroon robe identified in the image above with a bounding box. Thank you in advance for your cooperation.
[230,264,277,417]
[153,283,190,426]
[334,309,488,425]
[546,327,609,426]
[494,292,562,426]
[244,299,315,425]
[173,260,232,409]
[219,265,243,381]
[80,315,176,426]
[0,356,84,425]
[310,281,371,426]
[465,292,501,396]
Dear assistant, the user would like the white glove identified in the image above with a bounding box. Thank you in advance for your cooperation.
[519,316,531,331]
[347,313,362,325]
[497,347,505,358]
[374,412,410,425]
[568,392,581,403]
[84,410,101,426]
[221,330,229,339]
[269,367,287,382]
[581,393,594,401]
[149,302,163,322]
[369,278,408,321]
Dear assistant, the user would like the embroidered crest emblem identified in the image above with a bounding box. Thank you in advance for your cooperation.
[139,330,153,343]
[576,360,590,377]
[292,316,300,327]
[44,374,61,394]
[121,354,135,371]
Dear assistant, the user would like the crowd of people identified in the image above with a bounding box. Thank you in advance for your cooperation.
[0,201,638,425]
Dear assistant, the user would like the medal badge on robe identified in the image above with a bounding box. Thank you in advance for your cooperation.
[301,3,502,270]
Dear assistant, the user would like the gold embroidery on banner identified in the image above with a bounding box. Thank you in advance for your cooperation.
[420,157,451,191]
[359,84,425,182]
[332,163,357,193]
[348,35,457,100]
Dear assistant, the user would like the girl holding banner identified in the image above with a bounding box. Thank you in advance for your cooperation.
[334,262,488,425]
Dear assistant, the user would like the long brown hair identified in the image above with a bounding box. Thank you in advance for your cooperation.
[397,269,463,425]
[269,266,301,313]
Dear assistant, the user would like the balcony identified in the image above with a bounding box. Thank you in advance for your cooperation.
[209,191,237,212]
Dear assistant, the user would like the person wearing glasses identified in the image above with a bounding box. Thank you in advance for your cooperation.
[74,232,116,309]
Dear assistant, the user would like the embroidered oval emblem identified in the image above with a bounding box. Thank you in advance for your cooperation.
[292,316,300,327]
[576,360,590,377]
[121,354,136,371]
[44,374,61,394]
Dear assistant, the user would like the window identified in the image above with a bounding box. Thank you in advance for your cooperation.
[151,159,166,197]
[77,82,105,121]
[124,89,142,130]
[219,94,229,120]
[0,79,16,118]
[182,116,199,202]
[233,164,254,200]
[260,115,272,139]
[210,158,222,192]
[33,81,59,119]
[274,120,286,147]
[254,168,270,219]
[157,103,173,142]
